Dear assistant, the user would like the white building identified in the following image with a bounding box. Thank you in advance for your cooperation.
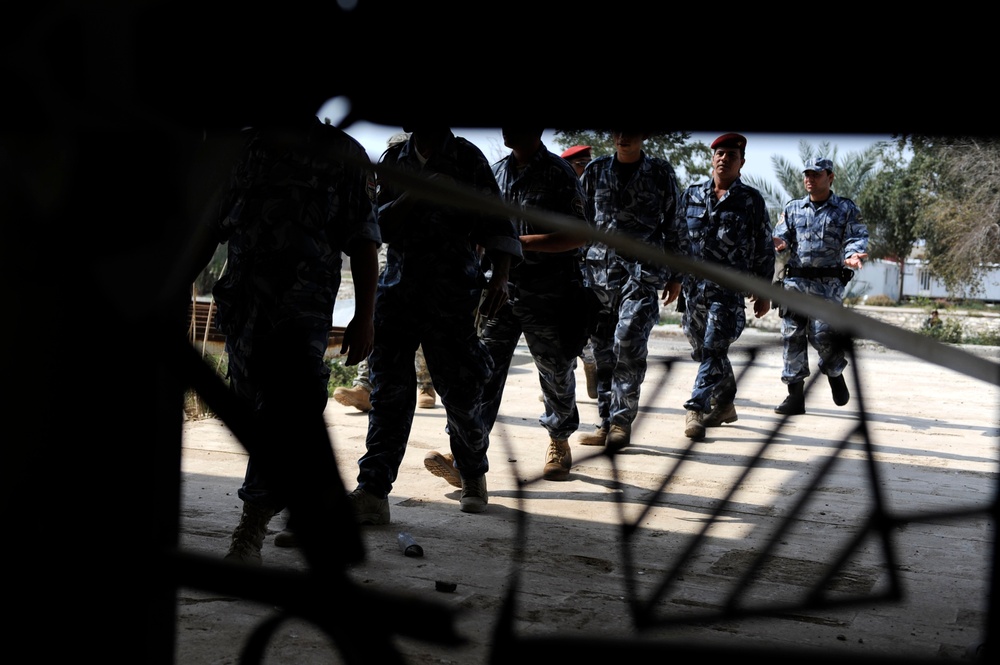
[848,260,1000,303]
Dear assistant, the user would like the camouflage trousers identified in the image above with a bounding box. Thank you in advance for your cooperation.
[480,288,581,442]
[353,243,432,390]
[589,277,660,430]
[357,285,494,498]
[227,320,340,514]
[779,277,849,384]
[681,283,744,412]
[352,345,431,390]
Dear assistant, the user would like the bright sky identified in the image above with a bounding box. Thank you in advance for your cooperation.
[317,97,893,184]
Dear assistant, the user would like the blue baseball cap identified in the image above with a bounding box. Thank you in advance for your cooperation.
[803,158,834,173]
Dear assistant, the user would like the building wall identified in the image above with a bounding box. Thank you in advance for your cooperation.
[841,259,1000,303]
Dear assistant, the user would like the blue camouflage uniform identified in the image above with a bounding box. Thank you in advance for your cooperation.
[774,192,868,384]
[211,118,381,514]
[348,243,432,392]
[581,152,681,432]
[481,143,589,442]
[677,178,775,412]
[357,130,522,498]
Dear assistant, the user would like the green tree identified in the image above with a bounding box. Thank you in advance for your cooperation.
[901,135,1000,296]
[742,139,885,224]
[553,130,711,187]
[856,143,922,301]
[194,243,227,296]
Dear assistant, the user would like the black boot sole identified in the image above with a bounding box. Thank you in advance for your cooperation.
[774,400,805,416]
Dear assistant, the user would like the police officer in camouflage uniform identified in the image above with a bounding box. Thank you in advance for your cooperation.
[333,132,437,414]
[561,145,600,400]
[773,157,869,415]
[676,133,775,441]
[425,127,588,484]
[332,243,437,412]
[351,126,522,521]
[575,130,682,452]
[199,116,381,566]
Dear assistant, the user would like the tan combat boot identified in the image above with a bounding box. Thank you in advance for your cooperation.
[703,401,738,427]
[224,502,276,566]
[423,450,462,488]
[543,438,572,481]
[606,424,631,452]
[333,385,372,412]
[684,410,705,441]
[577,425,608,447]
[583,360,598,399]
[417,384,437,408]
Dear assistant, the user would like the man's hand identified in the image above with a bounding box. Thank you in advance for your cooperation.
[773,237,788,252]
[661,280,681,306]
[844,252,868,269]
[749,294,771,319]
[479,251,512,321]
[339,316,374,366]
[479,274,509,320]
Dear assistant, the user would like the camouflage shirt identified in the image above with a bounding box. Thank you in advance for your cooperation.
[676,177,775,286]
[491,143,587,281]
[581,152,681,289]
[775,192,868,271]
[211,118,380,335]
[376,130,521,291]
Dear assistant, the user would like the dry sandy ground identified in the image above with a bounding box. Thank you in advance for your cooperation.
[176,331,998,664]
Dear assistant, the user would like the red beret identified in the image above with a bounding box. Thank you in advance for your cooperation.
[560,145,591,159]
[710,133,747,150]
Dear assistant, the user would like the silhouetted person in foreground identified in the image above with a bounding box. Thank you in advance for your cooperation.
[192,115,380,565]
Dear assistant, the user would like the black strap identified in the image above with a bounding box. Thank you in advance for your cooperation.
[784,266,844,279]
[784,265,854,286]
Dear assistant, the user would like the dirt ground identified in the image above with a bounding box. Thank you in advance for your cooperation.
[176,329,998,664]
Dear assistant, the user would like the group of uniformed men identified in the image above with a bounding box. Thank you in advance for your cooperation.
[205,122,867,564]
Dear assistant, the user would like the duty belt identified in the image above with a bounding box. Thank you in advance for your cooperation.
[784,266,848,279]
[783,265,855,285]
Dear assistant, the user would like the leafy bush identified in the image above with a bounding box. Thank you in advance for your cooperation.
[922,318,964,344]
[184,354,356,419]
[863,294,896,307]
[326,357,357,393]
[964,328,1000,346]
[183,353,228,420]
[907,296,935,308]
[952,299,994,312]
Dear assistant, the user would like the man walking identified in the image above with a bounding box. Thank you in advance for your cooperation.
[332,132,438,414]
[350,125,522,521]
[675,132,775,441]
[196,116,380,565]
[425,127,588,483]
[575,130,682,452]
[773,157,869,415]
[560,144,599,399]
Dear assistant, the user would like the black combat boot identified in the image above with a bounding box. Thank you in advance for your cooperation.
[775,381,805,415]
[828,373,850,406]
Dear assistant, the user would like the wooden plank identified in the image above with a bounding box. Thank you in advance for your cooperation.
[186,301,346,350]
